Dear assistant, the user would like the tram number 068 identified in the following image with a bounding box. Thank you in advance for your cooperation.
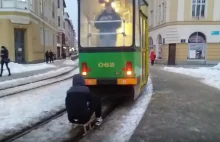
[98,62,115,68]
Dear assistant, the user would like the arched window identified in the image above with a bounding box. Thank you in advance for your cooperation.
[188,32,206,60]
[188,32,206,43]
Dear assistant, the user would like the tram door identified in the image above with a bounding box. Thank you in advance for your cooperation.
[140,12,147,82]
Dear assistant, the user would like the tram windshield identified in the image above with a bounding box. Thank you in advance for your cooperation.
[79,0,133,47]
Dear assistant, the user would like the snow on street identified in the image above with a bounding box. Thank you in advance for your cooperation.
[0,67,73,88]
[164,63,220,90]
[63,59,79,66]
[10,77,153,142]
[0,69,79,141]
[1,62,56,76]
[80,77,153,142]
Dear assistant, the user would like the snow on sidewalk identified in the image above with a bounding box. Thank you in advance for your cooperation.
[0,67,73,88]
[0,69,79,140]
[63,59,79,66]
[80,77,153,142]
[164,63,220,90]
[1,62,56,76]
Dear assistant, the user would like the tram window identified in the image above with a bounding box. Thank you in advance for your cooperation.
[79,0,133,47]
[135,0,140,47]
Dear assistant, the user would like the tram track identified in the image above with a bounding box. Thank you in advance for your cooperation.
[0,66,79,98]
[2,96,124,142]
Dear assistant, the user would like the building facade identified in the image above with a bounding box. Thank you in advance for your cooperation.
[0,0,58,63]
[64,12,76,55]
[148,0,220,65]
[56,0,66,58]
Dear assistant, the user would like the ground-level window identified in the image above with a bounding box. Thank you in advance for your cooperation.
[156,34,162,59]
[149,37,153,50]
[188,32,206,60]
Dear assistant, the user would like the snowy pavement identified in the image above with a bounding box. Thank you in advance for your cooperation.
[12,99,116,142]
[0,68,78,98]
[9,78,153,142]
[0,69,79,141]
[1,62,56,76]
[0,59,79,82]
[0,66,74,90]
[164,63,220,90]
[80,77,153,142]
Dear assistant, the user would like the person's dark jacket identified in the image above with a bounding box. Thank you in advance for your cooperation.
[45,51,49,58]
[1,48,9,62]
[94,10,121,32]
[65,74,92,122]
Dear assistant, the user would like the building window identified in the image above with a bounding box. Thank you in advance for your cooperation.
[188,32,206,60]
[40,0,43,13]
[58,0,60,8]
[156,34,162,59]
[52,2,55,18]
[158,4,161,23]
[40,27,44,45]
[150,10,153,26]
[58,16,60,26]
[192,0,206,18]
[162,2,165,22]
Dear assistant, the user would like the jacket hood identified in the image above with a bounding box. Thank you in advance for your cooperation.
[72,74,85,86]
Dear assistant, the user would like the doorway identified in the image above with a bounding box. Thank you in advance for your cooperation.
[14,29,25,63]
[168,44,176,65]
[57,46,61,58]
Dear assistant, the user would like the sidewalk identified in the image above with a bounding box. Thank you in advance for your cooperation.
[0,59,77,82]
[129,66,220,142]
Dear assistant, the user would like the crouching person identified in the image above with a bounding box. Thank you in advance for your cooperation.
[65,74,103,126]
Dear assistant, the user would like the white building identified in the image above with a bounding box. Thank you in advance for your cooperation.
[148,0,220,65]
[56,0,66,58]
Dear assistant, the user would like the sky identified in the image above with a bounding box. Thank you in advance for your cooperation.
[65,0,78,36]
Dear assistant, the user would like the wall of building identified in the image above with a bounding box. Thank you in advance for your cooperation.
[149,24,220,65]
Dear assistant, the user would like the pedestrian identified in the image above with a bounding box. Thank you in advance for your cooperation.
[45,51,49,63]
[94,2,121,47]
[150,49,156,66]
[49,50,54,63]
[65,74,103,126]
[0,46,11,77]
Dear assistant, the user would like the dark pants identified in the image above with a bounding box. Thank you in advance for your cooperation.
[0,60,11,76]
[151,60,155,66]
[45,57,49,63]
[70,95,102,124]
[49,57,53,63]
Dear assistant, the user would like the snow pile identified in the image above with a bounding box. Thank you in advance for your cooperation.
[213,62,220,69]
[0,77,77,140]
[63,59,79,66]
[80,77,153,142]
[164,65,220,90]
[1,62,56,76]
